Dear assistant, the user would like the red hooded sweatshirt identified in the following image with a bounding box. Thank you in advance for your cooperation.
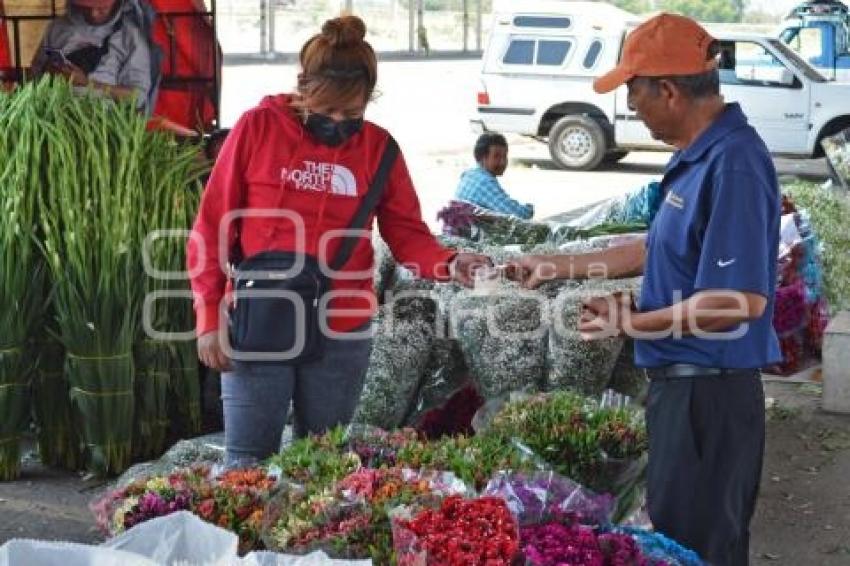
[188,94,455,336]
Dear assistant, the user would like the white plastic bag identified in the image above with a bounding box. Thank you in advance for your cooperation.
[0,539,157,566]
[102,511,237,565]
[1,512,373,566]
[240,550,373,565]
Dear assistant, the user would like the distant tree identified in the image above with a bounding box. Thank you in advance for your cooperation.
[657,0,749,23]
[743,9,784,25]
[608,0,651,14]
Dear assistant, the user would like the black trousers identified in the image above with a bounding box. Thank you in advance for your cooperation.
[646,372,765,566]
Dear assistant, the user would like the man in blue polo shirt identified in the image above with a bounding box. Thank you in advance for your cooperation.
[509,13,780,566]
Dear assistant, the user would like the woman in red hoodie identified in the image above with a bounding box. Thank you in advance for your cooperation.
[188,15,488,467]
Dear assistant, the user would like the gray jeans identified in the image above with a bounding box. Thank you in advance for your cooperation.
[221,326,373,468]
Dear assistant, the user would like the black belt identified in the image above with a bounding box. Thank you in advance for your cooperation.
[645,364,759,380]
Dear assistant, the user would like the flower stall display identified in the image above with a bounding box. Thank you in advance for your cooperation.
[784,182,850,312]
[769,200,834,375]
[88,405,702,565]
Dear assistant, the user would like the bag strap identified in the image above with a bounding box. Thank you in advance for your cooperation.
[329,136,399,271]
[231,135,399,270]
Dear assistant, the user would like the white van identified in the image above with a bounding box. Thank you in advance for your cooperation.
[471,0,850,170]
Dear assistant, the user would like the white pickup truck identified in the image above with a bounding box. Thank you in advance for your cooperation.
[472,1,850,170]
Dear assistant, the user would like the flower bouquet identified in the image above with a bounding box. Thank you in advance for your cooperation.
[91,466,206,536]
[268,427,360,488]
[346,425,420,469]
[485,393,647,491]
[521,521,651,565]
[395,433,540,491]
[608,527,705,566]
[412,384,484,440]
[92,466,278,553]
[392,495,520,565]
[263,467,469,563]
[773,280,808,335]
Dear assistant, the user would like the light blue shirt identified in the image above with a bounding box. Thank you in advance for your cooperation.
[455,166,534,220]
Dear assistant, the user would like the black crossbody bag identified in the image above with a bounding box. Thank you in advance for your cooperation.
[228,137,399,364]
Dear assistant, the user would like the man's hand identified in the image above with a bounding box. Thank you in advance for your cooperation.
[504,255,560,289]
[450,253,493,287]
[578,291,633,340]
[197,330,232,372]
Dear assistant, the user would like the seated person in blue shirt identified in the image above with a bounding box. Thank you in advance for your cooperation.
[455,133,534,220]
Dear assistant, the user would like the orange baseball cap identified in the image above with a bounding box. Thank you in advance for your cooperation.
[593,13,717,94]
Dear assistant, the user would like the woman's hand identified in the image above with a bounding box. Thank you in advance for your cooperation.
[449,253,493,287]
[197,330,232,372]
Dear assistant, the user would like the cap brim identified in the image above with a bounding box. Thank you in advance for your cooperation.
[593,66,633,94]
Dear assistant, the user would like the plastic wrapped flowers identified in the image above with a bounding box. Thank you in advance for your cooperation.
[91,466,278,553]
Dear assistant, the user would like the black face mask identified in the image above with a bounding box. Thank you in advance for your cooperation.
[304,113,364,147]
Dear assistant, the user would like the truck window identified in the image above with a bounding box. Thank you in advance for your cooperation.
[583,39,603,69]
[719,40,801,89]
[792,27,825,62]
[513,16,571,29]
[503,40,535,65]
[769,39,828,82]
[838,24,849,54]
[537,40,572,65]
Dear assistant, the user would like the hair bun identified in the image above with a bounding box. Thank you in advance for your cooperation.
[321,15,367,48]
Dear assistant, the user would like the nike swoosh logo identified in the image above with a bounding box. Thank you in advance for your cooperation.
[717,259,736,268]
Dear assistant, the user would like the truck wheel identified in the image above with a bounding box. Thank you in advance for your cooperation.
[548,115,607,171]
[603,150,629,164]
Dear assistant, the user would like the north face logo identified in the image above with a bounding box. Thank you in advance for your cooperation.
[281,161,358,197]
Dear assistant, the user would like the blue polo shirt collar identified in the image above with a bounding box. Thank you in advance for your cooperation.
[665,103,749,173]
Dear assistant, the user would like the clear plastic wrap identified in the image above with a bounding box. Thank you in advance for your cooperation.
[821,125,850,191]
[564,181,663,229]
[606,339,649,401]
[403,337,475,436]
[546,278,642,395]
[452,291,547,399]
[352,311,434,430]
[482,471,614,527]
